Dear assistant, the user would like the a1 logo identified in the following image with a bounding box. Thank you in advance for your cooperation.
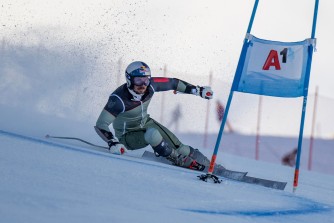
[262,48,288,70]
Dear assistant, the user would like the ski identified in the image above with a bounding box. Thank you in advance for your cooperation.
[142,151,287,190]
[45,134,287,190]
[241,176,287,190]
[141,151,247,181]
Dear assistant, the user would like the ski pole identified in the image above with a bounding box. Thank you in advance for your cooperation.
[45,134,108,149]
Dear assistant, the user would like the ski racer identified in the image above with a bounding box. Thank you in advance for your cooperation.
[94,61,213,170]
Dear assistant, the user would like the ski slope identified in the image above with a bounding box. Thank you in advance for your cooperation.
[1,1,333,221]
[1,129,333,223]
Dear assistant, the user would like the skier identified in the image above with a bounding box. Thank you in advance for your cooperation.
[282,148,298,167]
[95,61,213,170]
[216,100,234,133]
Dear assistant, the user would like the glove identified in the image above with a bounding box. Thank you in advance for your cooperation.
[196,86,213,99]
[108,139,127,155]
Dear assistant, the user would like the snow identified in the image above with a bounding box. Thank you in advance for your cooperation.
[1,129,334,223]
[1,1,334,221]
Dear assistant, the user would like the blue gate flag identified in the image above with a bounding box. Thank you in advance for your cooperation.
[232,34,316,98]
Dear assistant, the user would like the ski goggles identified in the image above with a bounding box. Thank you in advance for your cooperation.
[133,76,150,86]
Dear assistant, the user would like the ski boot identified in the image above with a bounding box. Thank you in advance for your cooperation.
[151,140,205,170]
[166,149,206,171]
[165,146,214,171]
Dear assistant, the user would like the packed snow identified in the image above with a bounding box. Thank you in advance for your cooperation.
[1,127,334,222]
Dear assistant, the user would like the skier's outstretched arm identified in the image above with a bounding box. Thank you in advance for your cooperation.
[150,77,213,99]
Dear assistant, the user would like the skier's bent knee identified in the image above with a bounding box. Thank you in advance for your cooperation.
[144,128,172,157]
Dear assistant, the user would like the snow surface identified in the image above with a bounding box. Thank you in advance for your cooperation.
[1,129,334,223]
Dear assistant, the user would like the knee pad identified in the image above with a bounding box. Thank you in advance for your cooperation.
[144,128,163,147]
[153,140,172,157]
[144,128,172,157]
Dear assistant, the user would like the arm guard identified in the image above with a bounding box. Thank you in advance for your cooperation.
[95,109,116,142]
[151,77,198,95]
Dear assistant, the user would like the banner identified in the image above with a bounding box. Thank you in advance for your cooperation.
[232,35,315,97]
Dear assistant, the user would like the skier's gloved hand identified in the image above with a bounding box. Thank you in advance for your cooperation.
[108,139,127,155]
[196,86,213,99]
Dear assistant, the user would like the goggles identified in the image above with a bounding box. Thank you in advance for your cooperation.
[133,76,150,86]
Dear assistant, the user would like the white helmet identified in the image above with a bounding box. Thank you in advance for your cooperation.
[125,61,151,89]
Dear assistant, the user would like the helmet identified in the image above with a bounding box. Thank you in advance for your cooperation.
[125,61,151,89]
